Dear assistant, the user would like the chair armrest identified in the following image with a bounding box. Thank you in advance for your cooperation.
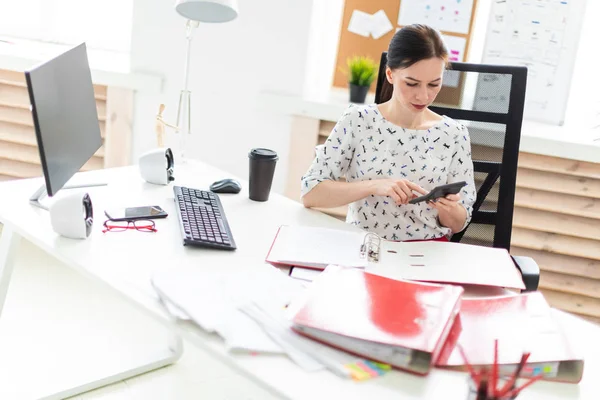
[512,255,540,292]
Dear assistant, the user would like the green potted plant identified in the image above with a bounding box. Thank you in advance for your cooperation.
[345,56,378,104]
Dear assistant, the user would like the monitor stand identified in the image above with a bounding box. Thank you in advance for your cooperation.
[30,182,108,211]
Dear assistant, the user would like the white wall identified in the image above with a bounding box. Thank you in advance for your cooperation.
[302,0,344,99]
[130,0,315,193]
[562,0,599,130]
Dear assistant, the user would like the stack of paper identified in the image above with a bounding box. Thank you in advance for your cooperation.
[239,301,392,381]
[151,263,305,354]
[152,263,392,380]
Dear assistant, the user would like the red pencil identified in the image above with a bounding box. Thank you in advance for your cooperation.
[498,352,530,397]
[491,339,499,398]
[457,343,480,387]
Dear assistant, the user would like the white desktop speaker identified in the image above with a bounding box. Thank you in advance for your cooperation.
[49,192,94,239]
[139,148,175,185]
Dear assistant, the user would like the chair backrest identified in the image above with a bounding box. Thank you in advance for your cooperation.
[374,52,527,251]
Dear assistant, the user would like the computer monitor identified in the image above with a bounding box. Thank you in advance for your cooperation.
[25,42,103,206]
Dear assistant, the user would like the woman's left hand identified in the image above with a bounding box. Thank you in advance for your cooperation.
[428,193,461,213]
[428,193,467,233]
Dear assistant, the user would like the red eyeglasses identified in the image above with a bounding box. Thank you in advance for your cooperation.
[102,219,157,233]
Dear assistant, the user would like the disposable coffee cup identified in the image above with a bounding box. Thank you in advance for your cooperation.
[248,148,278,202]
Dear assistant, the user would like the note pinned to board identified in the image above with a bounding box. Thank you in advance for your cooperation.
[441,34,467,88]
[348,9,393,40]
[348,10,373,37]
[442,34,467,62]
[370,10,394,40]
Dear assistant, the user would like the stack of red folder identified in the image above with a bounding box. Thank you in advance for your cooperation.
[291,266,464,375]
[435,292,584,383]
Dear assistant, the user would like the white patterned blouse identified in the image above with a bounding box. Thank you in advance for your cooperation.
[301,103,477,241]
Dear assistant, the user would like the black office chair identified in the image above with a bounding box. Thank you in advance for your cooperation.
[375,52,539,292]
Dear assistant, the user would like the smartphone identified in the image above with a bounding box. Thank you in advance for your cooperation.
[104,205,168,221]
[409,181,467,205]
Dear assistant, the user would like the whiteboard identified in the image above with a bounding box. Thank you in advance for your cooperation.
[477,0,587,125]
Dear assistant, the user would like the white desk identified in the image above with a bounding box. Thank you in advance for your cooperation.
[0,160,598,399]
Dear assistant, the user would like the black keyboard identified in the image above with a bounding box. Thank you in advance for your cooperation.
[173,186,237,250]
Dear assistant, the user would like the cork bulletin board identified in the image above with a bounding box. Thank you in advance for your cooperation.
[333,0,479,100]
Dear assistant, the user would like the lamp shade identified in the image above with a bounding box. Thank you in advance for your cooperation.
[174,0,238,23]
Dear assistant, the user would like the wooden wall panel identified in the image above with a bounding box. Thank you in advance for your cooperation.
[0,67,127,181]
[103,87,133,168]
[511,247,600,280]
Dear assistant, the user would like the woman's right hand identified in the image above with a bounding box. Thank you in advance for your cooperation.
[370,179,427,205]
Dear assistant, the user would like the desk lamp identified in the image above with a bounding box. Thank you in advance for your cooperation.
[168,0,238,160]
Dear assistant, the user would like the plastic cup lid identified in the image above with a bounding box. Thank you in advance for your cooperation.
[249,148,278,160]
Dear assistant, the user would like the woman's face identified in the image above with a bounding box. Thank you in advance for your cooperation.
[386,57,445,113]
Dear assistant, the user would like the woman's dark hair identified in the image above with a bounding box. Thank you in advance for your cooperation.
[379,24,448,103]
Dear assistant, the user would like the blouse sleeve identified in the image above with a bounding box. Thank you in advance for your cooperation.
[448,123,477,231]
[300,105,358,198]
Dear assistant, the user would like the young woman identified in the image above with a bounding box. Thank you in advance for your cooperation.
[301,24,476,242]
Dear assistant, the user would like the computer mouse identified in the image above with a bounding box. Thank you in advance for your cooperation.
[210,178,242,194]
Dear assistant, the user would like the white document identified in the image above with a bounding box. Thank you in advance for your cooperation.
[214,308,283,354]
[239,302,326,372]
[240,302,362,378]
[348,10,373,37]
[268,226,524,289]
[370,241,526,290]
[156,292,191,320]
[267,226,368,269]
[151,264,306,353]
[290,267,322,283]
[370,10,393,40]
